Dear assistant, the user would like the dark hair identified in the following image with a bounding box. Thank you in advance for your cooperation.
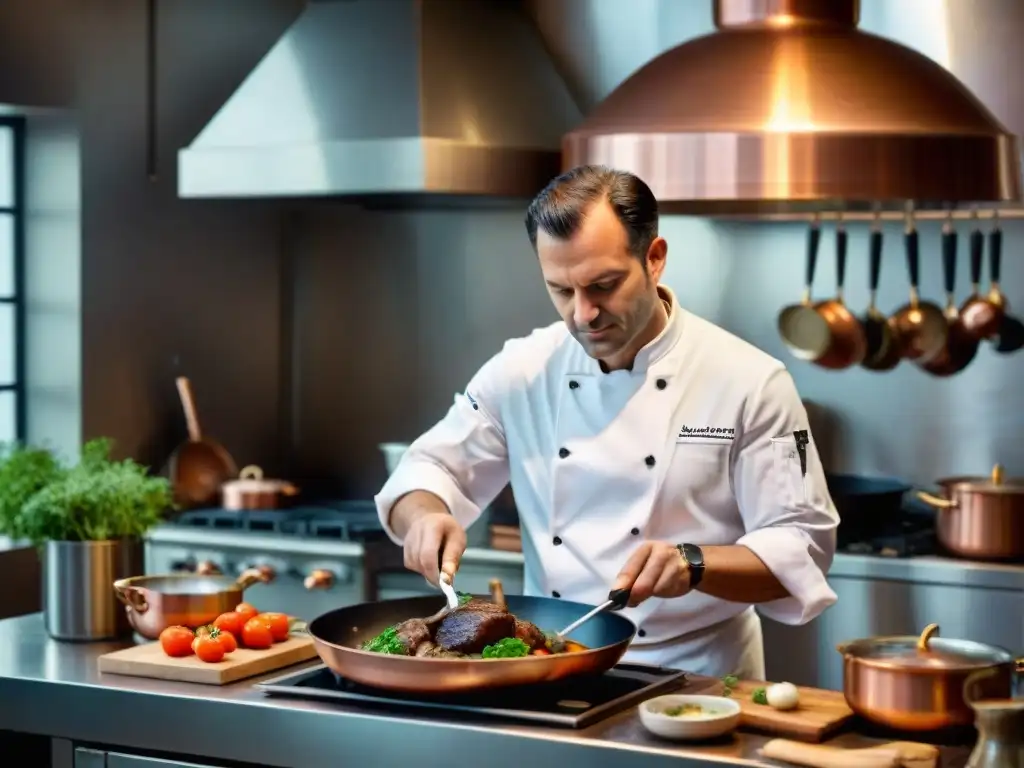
[524,165,659,260]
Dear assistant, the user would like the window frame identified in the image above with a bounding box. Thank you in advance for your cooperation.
[0,117,25,442]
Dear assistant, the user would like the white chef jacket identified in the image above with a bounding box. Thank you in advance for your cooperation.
[375,286,839,679]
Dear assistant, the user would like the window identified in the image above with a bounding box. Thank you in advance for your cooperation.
[0,118,23,444]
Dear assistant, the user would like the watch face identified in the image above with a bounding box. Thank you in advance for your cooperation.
[680,543,704,567]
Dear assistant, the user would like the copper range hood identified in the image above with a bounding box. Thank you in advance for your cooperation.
[562,0,1022,215]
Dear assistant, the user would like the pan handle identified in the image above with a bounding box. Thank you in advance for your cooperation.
[915,491,957,510]
[608,588,631,610]
[113,582,149,613]
[802,223,821,303]
[175,377,203,443]
[969,227,984,290]
[941,223,957,301]
[235,566,272,590]
[905,227,921,301]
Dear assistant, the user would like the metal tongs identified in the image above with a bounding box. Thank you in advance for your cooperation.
[438,571,460,611]
[554,587,632,640]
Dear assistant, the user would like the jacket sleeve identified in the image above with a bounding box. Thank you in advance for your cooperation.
[374,347,512,546]
[732,367,839,625]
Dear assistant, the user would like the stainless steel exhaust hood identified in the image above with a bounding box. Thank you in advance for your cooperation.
[178,0,581,200]
[562,0,1022,215]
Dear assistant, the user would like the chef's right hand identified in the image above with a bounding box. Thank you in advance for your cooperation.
[403,511,466,586]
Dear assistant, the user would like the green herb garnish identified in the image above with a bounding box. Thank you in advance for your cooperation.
[458,592,473,605]
[721,673,739,696]
[481,637,530,658]
[752,686,768,705]
[362,626,406,655]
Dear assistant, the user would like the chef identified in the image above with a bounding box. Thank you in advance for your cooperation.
[374,165,839,678]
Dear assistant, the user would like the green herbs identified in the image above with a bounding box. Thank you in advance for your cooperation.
[0,437,174,546]
[481,637,530,659]
[752,686,768,705]
[721,674,739,696]
[458,592,473,605]
[0,443,64,539]
[362,626,406,655]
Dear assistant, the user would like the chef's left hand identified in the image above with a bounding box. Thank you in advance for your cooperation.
[612,541,691,606]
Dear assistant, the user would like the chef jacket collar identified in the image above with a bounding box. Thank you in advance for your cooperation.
[584,285,684,375]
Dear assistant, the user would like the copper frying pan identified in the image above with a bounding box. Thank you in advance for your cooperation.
[812,224,867,370]
[959,216,1002,341]
[986,225,1024,354]
[779,221,831,361]
[891,218,948,363]
[305,593,636,694]
[168,376,238,508]
[920,220,978,377]
[860,224,901,371]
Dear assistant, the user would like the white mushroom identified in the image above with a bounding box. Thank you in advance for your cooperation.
[766,682,800,710]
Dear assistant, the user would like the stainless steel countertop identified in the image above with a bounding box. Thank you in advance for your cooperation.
[0,614,972,768]
[147,524,1024,590]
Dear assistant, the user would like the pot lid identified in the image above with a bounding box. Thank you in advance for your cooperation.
[840,624,1014,671]
[952,463,1024,494]
[224,465,293,492]
[562,0,1021,215]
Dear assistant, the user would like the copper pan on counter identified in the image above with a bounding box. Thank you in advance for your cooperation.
[838,623,1022,731]
[917,464,1024,561]
[113,567,270,639]
[305,592,636,694]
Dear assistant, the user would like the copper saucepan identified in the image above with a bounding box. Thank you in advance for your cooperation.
[891,220,948,363]
[779,222,832,362]
[113,568,269,639]
[917,464,1024,561]
[221,465,299,511]
[838,623,1022,731]
[920,220,979,377]
[811,225,867,370]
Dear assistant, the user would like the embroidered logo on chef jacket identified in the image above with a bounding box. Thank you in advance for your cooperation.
[676,425,735,444]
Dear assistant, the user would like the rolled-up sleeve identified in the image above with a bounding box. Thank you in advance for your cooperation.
[733,367,839,625]
[374,348,512,545]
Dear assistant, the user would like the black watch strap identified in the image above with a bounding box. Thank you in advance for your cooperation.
[676,543,705,589]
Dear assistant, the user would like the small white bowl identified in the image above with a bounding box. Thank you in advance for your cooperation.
[639,694,741,741]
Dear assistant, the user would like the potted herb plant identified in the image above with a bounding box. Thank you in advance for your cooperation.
[0,438,174,641]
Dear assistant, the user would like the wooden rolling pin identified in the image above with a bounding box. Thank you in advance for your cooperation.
[761,739,940,768]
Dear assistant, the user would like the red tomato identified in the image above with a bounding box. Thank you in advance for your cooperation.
[531,648,552,656]
[194,634,226,663]
[257,612,290,642]
[241,617,273,649]
[215,629,238,653]
[159,625,194,657]
[235,602,259,625]
[213,611,244,638]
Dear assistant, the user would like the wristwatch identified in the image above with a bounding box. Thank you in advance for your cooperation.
[676,543,705,589]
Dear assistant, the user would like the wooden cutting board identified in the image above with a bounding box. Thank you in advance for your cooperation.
[98,636,318,686]
[727,680,855,742]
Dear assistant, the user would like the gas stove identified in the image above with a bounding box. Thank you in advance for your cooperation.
[168,500,386,543]
[258,662,687,728]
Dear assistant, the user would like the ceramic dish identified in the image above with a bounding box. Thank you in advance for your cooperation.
[639,694,741,740]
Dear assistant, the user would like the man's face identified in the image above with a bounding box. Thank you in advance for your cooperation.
[536,200,667,369]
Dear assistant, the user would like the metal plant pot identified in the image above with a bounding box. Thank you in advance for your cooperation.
[42,538,144,641]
